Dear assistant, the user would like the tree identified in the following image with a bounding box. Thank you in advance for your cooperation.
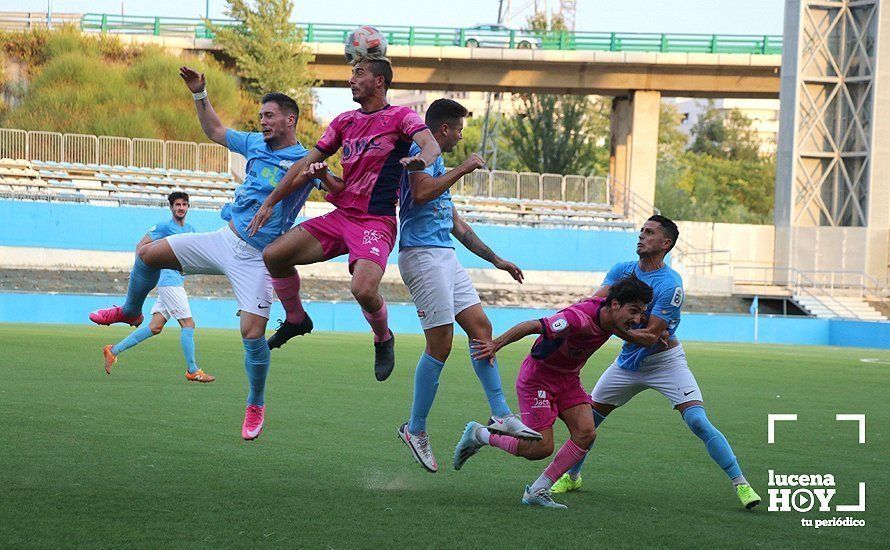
[212,0,315,104]
[500,12,609,175]
[689,101,761,162]
[504,95,609,175]
[655,100,776,223]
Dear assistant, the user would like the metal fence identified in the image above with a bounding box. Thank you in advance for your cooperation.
[0,128,614,204]
[0,128,231,173]
[452,170,610,204]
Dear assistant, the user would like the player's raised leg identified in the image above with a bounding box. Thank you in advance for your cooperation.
[90,239,182,326]
[678,401,760,508]
[351,259,395,381]
[267,267,313,349]
[456,304,541,440]
[264,225,327,350]
[102,312,167,374]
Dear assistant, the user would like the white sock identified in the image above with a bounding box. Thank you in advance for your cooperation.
[529,472,554,493]
[475,426,491,445]
[732,475,748,487]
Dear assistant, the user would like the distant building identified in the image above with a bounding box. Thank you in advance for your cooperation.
[672,98,780,156]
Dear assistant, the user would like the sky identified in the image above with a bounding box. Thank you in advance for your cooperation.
[12,0,787,117]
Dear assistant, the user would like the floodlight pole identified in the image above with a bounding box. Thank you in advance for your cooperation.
[480,0,506,168]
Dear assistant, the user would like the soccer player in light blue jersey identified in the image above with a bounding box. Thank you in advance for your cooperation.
[101,192,214,382]
[549,215,761,509]
[395,99,541,473]
[90,66,333,441]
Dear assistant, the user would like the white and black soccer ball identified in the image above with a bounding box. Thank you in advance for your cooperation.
[344,26,388,64]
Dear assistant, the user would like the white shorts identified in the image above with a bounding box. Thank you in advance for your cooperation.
[589,344,703,408]
[166,225,273,318]
[398,247,481,330]
[150,286,192,320]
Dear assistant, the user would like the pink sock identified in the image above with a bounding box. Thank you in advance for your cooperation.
[271,273,306,324]
[489,434,520,456]
[362,300,391,343]
[543,439,588,482]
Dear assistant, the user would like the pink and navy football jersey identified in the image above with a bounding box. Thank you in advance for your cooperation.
[527,297,611,374]
[316,105,428,216]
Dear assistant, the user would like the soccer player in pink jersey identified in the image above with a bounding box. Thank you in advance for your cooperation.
[453,276,654,509]
[248,58,440,381]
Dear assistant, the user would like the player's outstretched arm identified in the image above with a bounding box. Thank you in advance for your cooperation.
[399,129,441,171]
[614,314,669,348]
[410,153,484,204]
[179,67,227,146]
[451,207,523,283]
[246,150,329,236]
[471,320,541,363]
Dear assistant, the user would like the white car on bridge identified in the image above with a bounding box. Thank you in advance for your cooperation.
[454,24,543,49]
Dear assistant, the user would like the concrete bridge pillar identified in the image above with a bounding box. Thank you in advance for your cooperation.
[609,90,661,218]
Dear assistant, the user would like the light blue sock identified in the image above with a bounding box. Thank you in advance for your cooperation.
[566,408,607,477]
[243,337,271,406]
[408,353,445,434]
[111,324,155,356]
[180,327,198,373]
[121,257,160,318]
[682,405,743,480]
[470,353,511,418]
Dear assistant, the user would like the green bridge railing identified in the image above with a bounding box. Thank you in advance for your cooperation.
[79,13,783,55]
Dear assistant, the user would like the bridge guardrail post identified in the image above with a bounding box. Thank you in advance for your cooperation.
[100,13,107,33]
[609,32,617,51]
[153,17,160,36]
[408,26,415,45]
[709,35,717,53]
[660,34,668,52]
[761,35,769,54]
[509,30,515,48]
[306,23,313,42]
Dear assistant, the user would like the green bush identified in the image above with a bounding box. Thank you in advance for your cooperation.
[0,30,242,141]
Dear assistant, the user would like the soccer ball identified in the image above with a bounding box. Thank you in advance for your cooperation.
[344,26,388,64]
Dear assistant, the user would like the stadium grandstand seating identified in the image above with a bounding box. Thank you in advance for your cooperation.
[0,128,631,230]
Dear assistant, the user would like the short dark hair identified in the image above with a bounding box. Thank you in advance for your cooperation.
[606,275,653,307]
[426,98,468,132]
[648,214,679,252]
[364,59,393,89]
[261,92,300,120]
[168,191,189,205]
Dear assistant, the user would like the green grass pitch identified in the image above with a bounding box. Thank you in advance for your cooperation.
[1,324,888,548]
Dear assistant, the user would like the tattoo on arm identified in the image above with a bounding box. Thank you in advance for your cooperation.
[456,226,499,264]
[200,98,207,112]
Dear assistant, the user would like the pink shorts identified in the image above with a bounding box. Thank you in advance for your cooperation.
[299,208,396,272]
[516,356,592,432]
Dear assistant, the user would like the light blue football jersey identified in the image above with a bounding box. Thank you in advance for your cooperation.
[148,218,195,287]
[398,142,454,250]
[604,261,684,371]
[223,129,317,251]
